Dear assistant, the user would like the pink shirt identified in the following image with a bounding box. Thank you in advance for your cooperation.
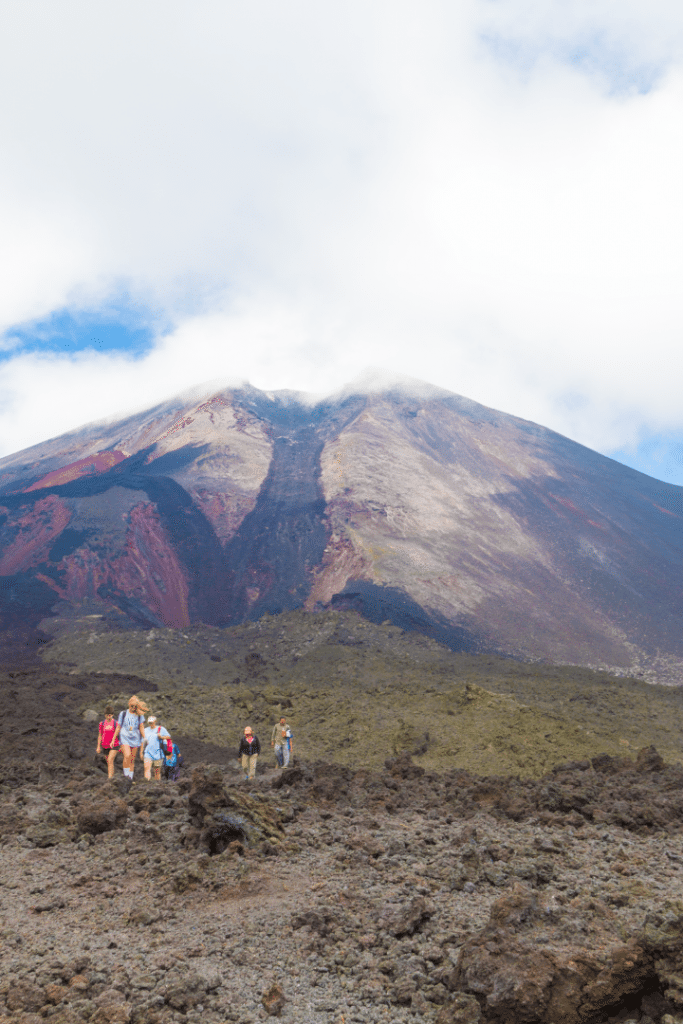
[99,719,119,748]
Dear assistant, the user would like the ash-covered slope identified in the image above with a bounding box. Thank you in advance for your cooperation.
[1,380,682,678]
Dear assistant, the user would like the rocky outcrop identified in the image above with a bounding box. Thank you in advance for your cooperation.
[187,764,285,853]
[454,885,655,1023]
[73,794,127,836]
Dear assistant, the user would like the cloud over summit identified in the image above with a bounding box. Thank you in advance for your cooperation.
[0,0,681,472]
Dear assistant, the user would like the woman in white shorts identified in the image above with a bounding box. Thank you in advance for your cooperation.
[142,716,171,781]
[113,695,148,780]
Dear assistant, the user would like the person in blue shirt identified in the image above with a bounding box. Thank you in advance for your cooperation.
[142,715,171,781]
[113,695,148,781]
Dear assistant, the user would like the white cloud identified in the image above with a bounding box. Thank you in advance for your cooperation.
[0,0,681,468]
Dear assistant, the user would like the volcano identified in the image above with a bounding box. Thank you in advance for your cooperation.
[1,380,682,679]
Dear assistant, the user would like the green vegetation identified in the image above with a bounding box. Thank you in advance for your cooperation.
[41,609,683,777]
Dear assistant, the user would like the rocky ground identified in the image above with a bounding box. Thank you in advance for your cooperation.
[2,747,683,1024]
[2,612,683,1024]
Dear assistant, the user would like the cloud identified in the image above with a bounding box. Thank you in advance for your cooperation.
[0,0,681,470]
[477,0,683,92]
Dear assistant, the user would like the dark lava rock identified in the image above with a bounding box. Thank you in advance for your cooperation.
[202,813,248,855]
[435,993,483,1023]
[379,896,433,937]
[187,765,285,852]
[261,982,286,1016]
[6,981,46,1012]
[636,744,665,772]
[454,884,657,1024]
[291,909,338,937]
[640,900,683,1007]
[25,824,69,847]
[188,766,229,827]
[385,752,426,780]
[74,796,127,835]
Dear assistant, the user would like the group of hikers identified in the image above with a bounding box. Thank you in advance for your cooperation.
[96,695,293,783]
[96,695,181,782]
[238,717,293,779]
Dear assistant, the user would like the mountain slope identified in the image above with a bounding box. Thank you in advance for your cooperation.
[1,381,682,679]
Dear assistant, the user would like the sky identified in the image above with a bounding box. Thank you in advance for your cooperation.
[0,0,682,483]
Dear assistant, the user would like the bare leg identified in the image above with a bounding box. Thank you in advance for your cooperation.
[121,744,137,777]
[107,748,118,779]
[144,758,152,781]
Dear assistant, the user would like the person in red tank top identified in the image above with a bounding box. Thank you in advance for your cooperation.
[96,705,121,779]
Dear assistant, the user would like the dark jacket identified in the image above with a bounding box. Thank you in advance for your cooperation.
[238,735,261,756]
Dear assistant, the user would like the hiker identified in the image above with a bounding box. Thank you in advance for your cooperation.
[113,695,148,781]
[142,715,171,781]
[271,716,293,768]
[239,726,261,780]
[96,705,121,779]
[163,739,183,782]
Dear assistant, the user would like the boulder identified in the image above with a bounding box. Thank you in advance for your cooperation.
[188,765,284,852]
[5,982,46,1013]
[379,896,433,937]
[188,766,229,827]
[636,745,665,772]
[261,983,286,1016]
[640,901,683,1009]
[75,796,127,835]
[25,824,68,847]
[454,885,657,1024]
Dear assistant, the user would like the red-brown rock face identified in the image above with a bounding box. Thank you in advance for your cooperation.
[0,495,72,575]
[25,450,126,491]
[0,381,682,679]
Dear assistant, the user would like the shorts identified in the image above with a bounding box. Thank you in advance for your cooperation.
[102,746,119,753]
[145,757,163,767]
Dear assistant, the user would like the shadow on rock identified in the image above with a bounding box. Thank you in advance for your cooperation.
[187,765,285,854]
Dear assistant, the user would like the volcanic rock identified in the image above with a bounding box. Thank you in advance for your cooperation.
[379,896,433,937]
[74,795,127,835]
[261,982,286,1016]
[187,764,284,853]
[1,749,683,1024]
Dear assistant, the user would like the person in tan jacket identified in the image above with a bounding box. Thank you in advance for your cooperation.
[271,717,293,768]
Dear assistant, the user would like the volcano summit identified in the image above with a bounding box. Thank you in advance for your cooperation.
[1,380,682,680]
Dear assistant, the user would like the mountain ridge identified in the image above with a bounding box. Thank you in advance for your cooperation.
[1,379,682,681]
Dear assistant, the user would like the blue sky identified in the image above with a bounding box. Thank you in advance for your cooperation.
[3,307,155,360]
[0,0,681,486]
[611,436,683,486]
